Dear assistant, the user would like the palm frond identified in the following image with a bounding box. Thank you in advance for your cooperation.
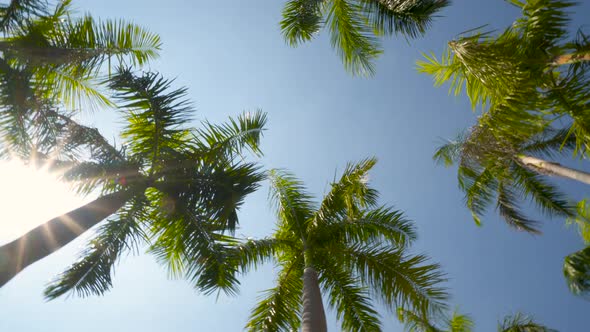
[314,157,378,223]
[325,0,382,76]
[496,183,542,234]
[458,166,498,226]
[0,0,47,33]
[317,256,381,332]
[280,0,323,45]
[314,206,417,248]
[148,204,239,296]
[448,310,474,332]
[433,134,465,167]
[359,0,450,38]
[397,308,441,332]
[226,237,287,274]
[342,243,448,316]
[498,312,556,332]
[268,169,316,237]
[195,110,267,161]
[563,246,590,297]
[44,196,146,299]
[246,256,304,332]
[109,68,193,170]
[511,163,573,219]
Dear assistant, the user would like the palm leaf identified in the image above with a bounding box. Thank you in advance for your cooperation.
[246,256,304,332]
[563,246,590,297]
[44,196,147,299]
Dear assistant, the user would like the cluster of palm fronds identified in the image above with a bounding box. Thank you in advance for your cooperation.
[281,0,450,76]
[421,0,590,297]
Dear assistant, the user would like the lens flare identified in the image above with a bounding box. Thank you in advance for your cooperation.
[0,160,85,245]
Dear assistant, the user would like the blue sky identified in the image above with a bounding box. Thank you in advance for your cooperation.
[1,0,589,330]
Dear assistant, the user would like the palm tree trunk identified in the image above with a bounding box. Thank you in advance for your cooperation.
[0,190,133,288]
[301,266,328,332]
[552,51,590,66]
[518,155,590,185]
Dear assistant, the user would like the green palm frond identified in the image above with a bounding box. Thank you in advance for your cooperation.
[433,134,465,167]
[280,0,324,45]
[246,257,304,332]
[154,161,264,232]
[268,169,316,236]
[342,243,448,315]
[498,312,556,332]
[318,257,381,332]
[511,163,573,219]
[225,237,286,274]
[1,3,161,110]
[195,110,267,160]
[496,183,541,234]
[44,196,147,299]
[563,246,590,297]
[567,200,590,244]
[458,166,497,226]
[315,206,417,248]
[315,157,378,223]
[397,308,441,332]
[522,128,576,159]
[109,68,192,170]
[280,0,447,76]
[148,201,240,295]
[359,0,450,38]
[447,311,474,332]
[0,0,47,33]
[326,0,382,76]
[509,0,573,47]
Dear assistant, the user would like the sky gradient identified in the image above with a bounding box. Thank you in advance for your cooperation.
[0,0,589,330]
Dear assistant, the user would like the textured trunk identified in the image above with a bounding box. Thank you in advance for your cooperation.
[0,190,133,288]
[552,51,590,66]
[518,155,590,185]
[301,266,327,332]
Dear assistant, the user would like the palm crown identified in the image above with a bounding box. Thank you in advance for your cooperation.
[0,0,161,110]
[205,158,448,331]
[281,0,449,76]
[418,0,590,152]
[433,109,578,234]
[0,68,268,294]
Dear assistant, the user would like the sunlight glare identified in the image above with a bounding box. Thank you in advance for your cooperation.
[0,161,86,245]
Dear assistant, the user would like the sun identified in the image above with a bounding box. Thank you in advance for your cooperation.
[0,160,86,244]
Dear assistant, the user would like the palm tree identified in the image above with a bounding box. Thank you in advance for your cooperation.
[433,107,584,233]
[0,0,162,110]
[398,309,556,332]
[0,69,267,296]
[204,158,448,331]
[281,0,449,76]
[418,0,590,152]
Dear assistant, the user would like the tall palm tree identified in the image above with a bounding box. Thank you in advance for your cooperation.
[398,309,556,332]
[281,0,449,76]
[433,106,583,233]
[418,0,590,152]
[203,158,448,331]
[0,69,267,296]
[0,0,162,110]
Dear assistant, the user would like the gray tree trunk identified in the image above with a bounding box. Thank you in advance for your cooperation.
[518,155,590,185]
[301,266,328,332]
[0,190,133,288]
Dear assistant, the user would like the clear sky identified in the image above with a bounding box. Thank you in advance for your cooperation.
[0,0,589,331]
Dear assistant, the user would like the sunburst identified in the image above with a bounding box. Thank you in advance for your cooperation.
[0,159,85,245]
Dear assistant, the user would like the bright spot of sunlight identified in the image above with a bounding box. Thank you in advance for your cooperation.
[0,160,85,244]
